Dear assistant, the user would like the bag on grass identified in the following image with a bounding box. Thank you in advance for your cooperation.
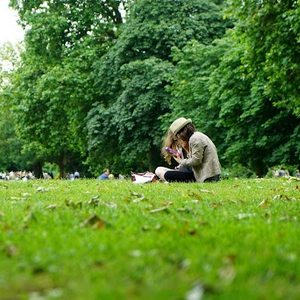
[131,172,156,184]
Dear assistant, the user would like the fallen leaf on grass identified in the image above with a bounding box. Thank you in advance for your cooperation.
[88,196,99,207]
[188,192,202,200]
[36,187,48,192]
[284,196,297,201]
[222,254,236,264]
[279,216,297,222]
[142,224,163,231]
[93,260,105,268]
[149,202,172,213]
[99,201,117,209]
[199,189,215,194]
[142,225,150,231]
[211,202,222,208]
[273,194,297,201]
[218,264,236,283]
[29,289,63,299]
[181,227,197,236]
[22,193,31,197]
[81,214,108,229]
[237,213,257,220]
[92,220,107,229]
[45,204,57,210]
[198,220,210,226]
[130,192,145,203]
[258,199,269,208]
[183,200,199,204]
[23,212,37,224]
[185,281,204,300]
[10,197,26,201]
[65,199,82,209]
[177,207,193,213]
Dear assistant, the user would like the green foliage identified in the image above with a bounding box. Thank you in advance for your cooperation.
[87,57,173,175]
[88,0,229,174]
[0,43,25,171]
[2,0,300,178]
[166,39,229,149]
[227,0,300,116]
[168,24,300,176]
[8,0,127,176]
[1,179,300,298]
[208,31,300,175]
[221,164,256,179]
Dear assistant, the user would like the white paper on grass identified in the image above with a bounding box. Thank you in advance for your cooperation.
[132,174,155,184]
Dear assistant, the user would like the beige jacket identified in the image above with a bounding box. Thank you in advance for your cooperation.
[179,132,221,183]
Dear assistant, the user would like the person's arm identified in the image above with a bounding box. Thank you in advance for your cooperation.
[180,137,206,168]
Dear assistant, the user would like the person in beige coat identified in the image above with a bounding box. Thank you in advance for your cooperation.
[155,117,221,183]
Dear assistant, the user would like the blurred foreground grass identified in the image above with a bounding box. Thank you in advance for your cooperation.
[0,178,300,299]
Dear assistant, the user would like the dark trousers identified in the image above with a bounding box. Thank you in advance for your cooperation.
[164,171,221,183]
[164,170,196,182]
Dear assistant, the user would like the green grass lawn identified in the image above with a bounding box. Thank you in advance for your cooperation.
[1,178,300,299]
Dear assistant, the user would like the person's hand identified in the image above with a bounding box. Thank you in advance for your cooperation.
[173,154,182,164]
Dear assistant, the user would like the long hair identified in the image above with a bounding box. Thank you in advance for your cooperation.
[176,123,196,142]
[161,129,180,165]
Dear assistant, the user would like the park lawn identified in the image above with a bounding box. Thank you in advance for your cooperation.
[0,177,300,299]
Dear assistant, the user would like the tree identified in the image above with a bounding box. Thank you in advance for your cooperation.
[0,42,25,171]
[207,31,300,175]
[227,0,300,117]
[10,0,128,177]
[87,57,173,174]
[166,1,300,175]
[88,0,230,174]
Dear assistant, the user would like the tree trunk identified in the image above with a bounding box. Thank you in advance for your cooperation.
[58,155,66,179]
[33,162,43,179]
[148,146,161,172]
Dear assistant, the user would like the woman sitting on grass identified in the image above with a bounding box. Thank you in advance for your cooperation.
[155,117,221,183]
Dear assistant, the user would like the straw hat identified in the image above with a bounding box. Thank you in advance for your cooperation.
[170,117,192,135]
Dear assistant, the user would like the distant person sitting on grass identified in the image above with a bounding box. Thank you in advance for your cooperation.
[98,168,110,180]
[278,168,286,177]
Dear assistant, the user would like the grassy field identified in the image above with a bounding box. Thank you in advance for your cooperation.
[0,177,300,300]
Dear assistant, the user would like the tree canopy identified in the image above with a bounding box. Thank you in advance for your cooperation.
[0,0,299,177]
